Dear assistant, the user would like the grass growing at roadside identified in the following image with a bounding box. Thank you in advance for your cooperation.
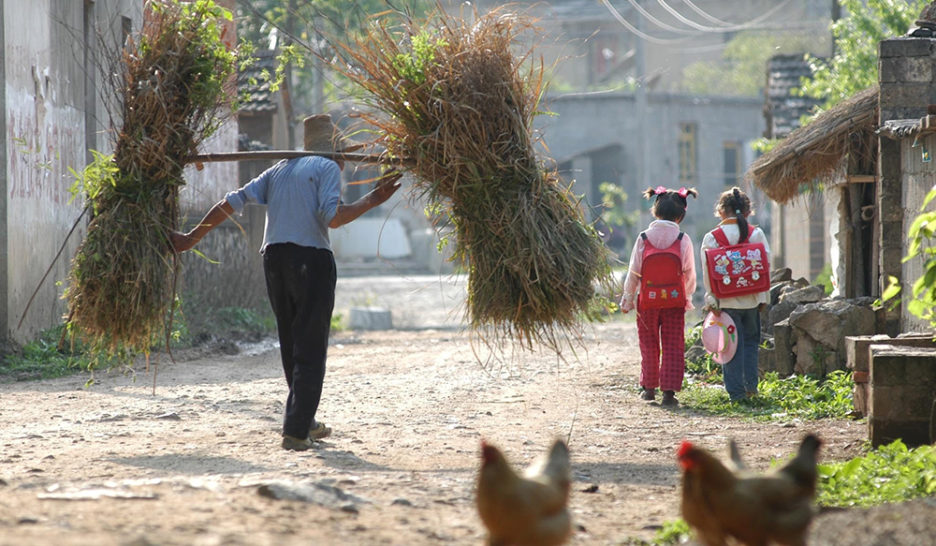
[681,323,853,421]
[1,306,282,382]
[679,370,854,421]
[0,326,104,381]
[817,440,936,507]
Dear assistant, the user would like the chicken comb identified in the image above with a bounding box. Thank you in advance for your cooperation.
[676,440,696,470]
[677,440,694,459]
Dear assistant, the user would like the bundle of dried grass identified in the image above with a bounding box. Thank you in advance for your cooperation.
[65,0,238,355]
[336,7,614,348]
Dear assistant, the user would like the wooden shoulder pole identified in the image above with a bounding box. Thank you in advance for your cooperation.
[186,150,414,167]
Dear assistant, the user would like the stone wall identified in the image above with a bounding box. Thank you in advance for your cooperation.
[758,269,877,378]
[867,345,936,447]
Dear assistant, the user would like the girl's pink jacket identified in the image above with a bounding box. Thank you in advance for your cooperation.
[620,219,697,312]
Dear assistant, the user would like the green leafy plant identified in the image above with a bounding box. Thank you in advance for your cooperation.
[881,186,936,325]
[684,324,722,382]
[680,371,854,421]
[652,519,692,545]
[599,182,640,230]
[212,307,277,335]
[0,327,93,381]
[2,304,279,382]
[817,440,936,507]
[801,0,926,110]
[813,263,834,296]
[682,31,823,97]
[392,31,447,85]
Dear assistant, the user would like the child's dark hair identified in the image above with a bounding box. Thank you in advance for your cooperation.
[715,186,753,240]
[643,186,698,222]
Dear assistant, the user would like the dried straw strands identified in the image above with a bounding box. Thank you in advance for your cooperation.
[65,0,237,354]
[337,7,613,348]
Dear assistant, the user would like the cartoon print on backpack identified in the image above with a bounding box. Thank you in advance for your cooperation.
[704,219,770,299]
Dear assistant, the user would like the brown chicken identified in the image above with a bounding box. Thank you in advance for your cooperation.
[677,434,822,546]
[476,439,572,546]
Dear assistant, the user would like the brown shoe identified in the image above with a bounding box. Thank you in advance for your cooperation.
[661,390,679,407]
[281,434,313,451]
[640,387,656,401]
[309,421,332,440]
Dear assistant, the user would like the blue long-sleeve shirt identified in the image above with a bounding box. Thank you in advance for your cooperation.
[224,155,341,253]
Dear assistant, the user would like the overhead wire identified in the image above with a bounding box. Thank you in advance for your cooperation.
[653,0,796,33]
[597,0,694,45]
[623,0,701,35]
[599,0,808,52]
[681,0,732,27]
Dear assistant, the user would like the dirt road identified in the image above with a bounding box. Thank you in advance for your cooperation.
[0,274,886,545]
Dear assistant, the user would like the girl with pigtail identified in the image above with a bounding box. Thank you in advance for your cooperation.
[620,186,698,407]
[700,186,771,403]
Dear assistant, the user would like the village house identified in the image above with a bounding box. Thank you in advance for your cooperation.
[746,19,936,446]
[0,0,834,350]
[473,0,832,265]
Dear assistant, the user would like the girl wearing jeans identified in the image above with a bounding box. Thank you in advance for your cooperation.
[700,187,770,402]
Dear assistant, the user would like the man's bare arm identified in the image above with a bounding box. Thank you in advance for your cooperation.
[169,199,235,252]
[329,171,403,228]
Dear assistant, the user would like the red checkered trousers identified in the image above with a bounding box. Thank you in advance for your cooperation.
[636,305,685,392]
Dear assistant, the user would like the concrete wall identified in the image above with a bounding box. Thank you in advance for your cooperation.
[2,1,144,347]
[899,131,936,334]
[538,90,764,269]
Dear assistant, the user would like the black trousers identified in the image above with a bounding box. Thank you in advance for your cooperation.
[262,243,336,439]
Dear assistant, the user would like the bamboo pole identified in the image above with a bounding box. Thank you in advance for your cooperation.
[187,150,414,167]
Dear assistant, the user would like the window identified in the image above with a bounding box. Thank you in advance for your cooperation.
[678,123,697,185]
[122,15,132,46]
[723,140,741,186]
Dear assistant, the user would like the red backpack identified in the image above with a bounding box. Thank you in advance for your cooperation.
[638,232,686,310]
[704,226,770,299]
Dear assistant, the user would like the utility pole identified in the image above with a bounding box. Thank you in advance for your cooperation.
[313,17,325,117]
[635,1,649,192]
[284,0,297,149]
[831,0,840,58]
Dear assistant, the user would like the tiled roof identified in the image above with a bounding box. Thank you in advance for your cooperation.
[764,54,823,139]
[238,49,278,113]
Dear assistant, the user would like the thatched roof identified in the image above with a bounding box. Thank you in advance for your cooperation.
[747,86,878,204]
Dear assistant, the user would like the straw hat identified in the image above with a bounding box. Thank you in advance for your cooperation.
[701,311,738,365]
[303,114,364,153]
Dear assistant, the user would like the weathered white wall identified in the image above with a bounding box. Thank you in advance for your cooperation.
[3,1,143,345]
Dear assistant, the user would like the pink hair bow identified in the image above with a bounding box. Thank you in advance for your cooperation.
[677,187,689,198]
[654,185,668,195]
